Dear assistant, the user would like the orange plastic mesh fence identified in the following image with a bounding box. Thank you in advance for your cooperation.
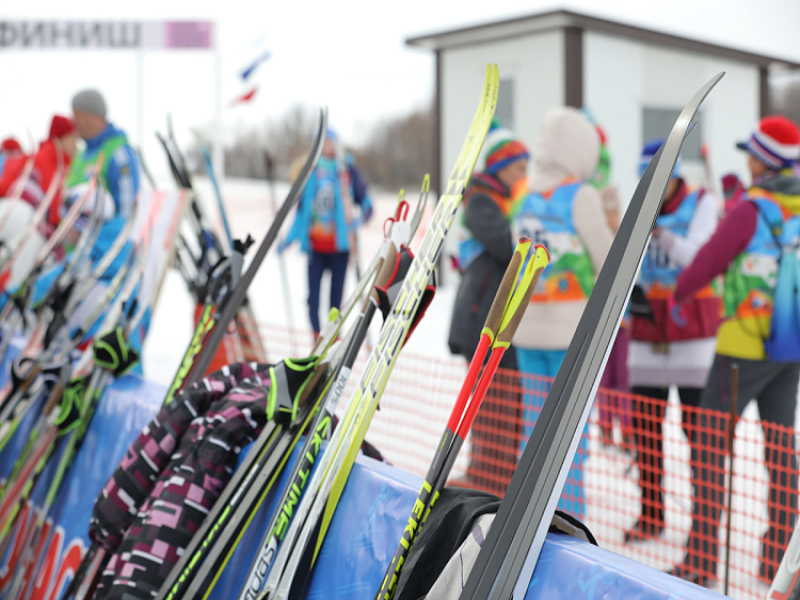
[254,321,797,599]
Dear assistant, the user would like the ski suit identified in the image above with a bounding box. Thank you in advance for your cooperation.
[284,157,372,333]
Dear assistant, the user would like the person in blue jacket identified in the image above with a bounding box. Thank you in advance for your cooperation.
[280,129,373,337]
[65,88,140,273]
[61,89,142,353]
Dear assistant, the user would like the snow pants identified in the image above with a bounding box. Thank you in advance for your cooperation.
[630,385,702,528]
[681,354,800,582]
[307,250,348,333]
[515,347,587,520]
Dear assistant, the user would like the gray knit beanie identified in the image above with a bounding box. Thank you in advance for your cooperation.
[72,89,107,120]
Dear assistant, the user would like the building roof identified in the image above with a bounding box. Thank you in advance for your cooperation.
[406,9,800,69]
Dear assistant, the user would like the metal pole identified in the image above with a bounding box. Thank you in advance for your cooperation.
[724,363,739,596]
[136,49,145,152]
[213,26,224,180]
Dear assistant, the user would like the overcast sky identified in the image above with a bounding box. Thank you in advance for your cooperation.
[2,0,800,174]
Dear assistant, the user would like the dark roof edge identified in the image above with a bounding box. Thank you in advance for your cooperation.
[405,9,800,69]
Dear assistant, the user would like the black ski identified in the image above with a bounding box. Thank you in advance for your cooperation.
[459,73,724,600]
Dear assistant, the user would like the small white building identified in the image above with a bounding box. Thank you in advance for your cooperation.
[407,9,800,208]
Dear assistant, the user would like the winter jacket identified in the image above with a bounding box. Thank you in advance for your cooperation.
[284,159,372,254]
[677,169,800,360]
[90,359,319,599]
[0,140,70,235]
[66,123,139,220]
[627,182,719,387]
[513,107,614,350]
[448,174,515,366]
[631,182,720,344]
[65,123,139,281]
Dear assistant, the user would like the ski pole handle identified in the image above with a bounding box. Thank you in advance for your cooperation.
[483,238,530,343]
[495,244,549,346]
[363,201,407,312]
[365,240,400,312]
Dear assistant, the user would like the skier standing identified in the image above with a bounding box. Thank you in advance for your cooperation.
[280,129,372,338]
[669,115,800,586]
[65,89,139,248]
[62,89,140,329]
[448,119,529,491]
[511,107,614,519]
[625,139,719,543]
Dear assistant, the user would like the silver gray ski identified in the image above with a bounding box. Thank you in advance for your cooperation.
[459,72,724,600]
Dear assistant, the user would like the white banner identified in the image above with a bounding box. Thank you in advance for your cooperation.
[0,20,215,50]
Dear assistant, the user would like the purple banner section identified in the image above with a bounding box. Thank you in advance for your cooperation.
[165,21,213,49]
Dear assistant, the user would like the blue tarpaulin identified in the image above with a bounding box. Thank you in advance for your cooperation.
[0,353,723,600]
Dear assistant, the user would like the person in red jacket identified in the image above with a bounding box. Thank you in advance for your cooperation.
[0,115,78,237]
[669,116,800,587]
[0,116,78,288]
[0,138,23,176]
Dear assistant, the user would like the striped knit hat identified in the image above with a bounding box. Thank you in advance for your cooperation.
[480,119,529,175]
[737,115,800,169]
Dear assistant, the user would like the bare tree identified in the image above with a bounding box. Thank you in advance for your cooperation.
[771,72,800,127]
[185,101,435,189]
[355,104,435,190]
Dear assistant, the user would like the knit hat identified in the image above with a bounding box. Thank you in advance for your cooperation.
[0,138,20,152]
[481,119,529,175]
[71,89,107,119]
[736,115,800,169]
[639,138,681,179]
[49,115,75,140]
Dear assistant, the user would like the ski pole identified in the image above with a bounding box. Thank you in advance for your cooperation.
[265,150,297,354]
[724,363,739,595]
[375,241,549,600]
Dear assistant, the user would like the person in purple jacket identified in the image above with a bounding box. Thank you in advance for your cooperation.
[669,116,800,587]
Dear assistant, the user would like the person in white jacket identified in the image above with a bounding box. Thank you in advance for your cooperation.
[511,106,614,519]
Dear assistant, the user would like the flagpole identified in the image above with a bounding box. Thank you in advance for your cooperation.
[213,22,224,179]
